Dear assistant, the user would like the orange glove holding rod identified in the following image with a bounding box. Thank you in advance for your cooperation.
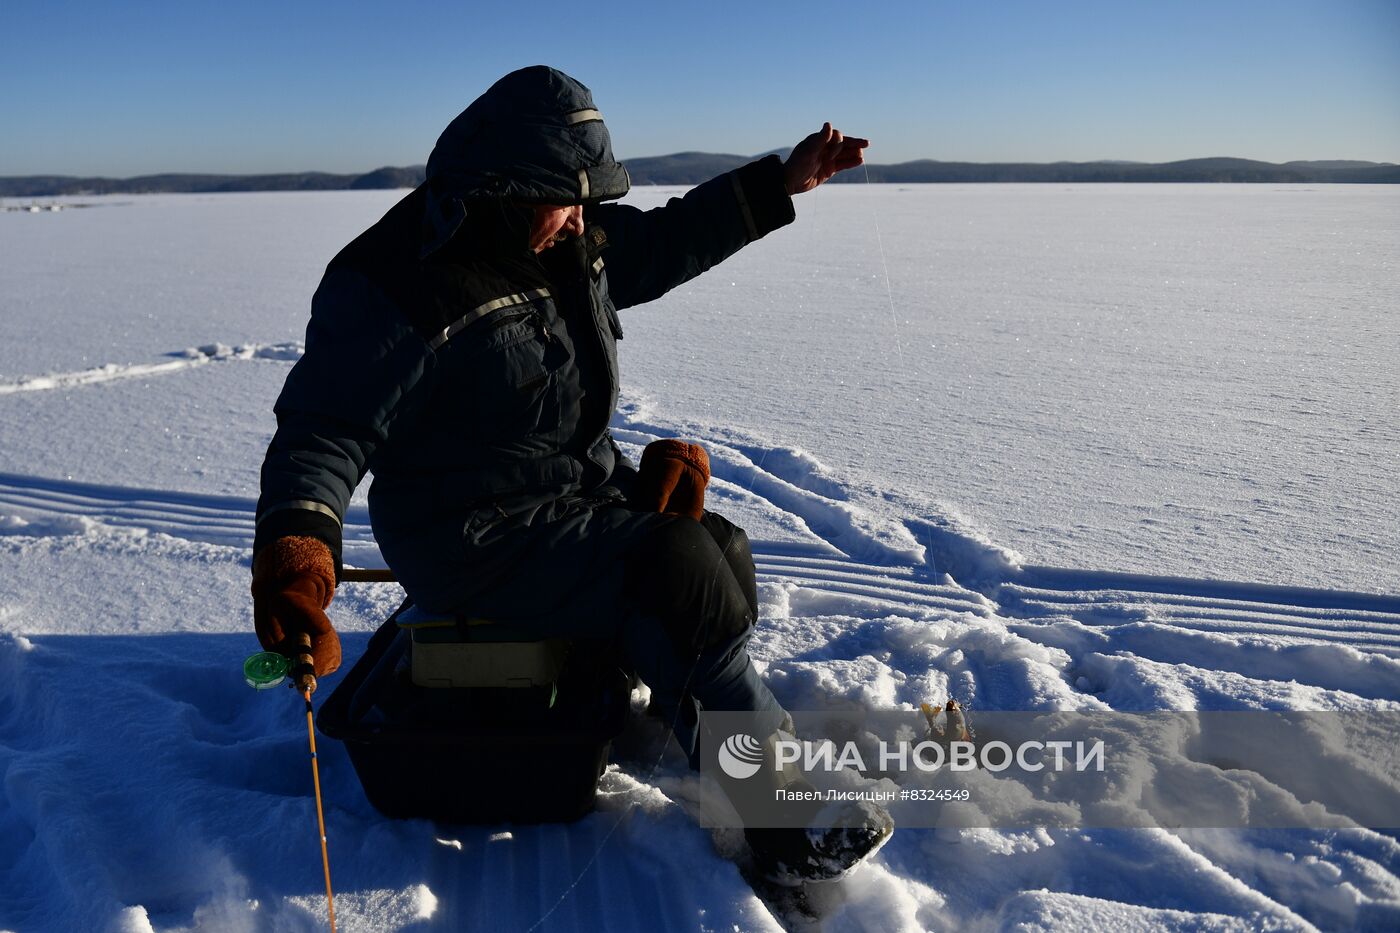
[251,535,342,677]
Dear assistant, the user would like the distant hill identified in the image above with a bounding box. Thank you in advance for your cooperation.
[3,157,1396,197]
[1284,159,1389,171]
[622,151,753,184]
[0,166,428,197]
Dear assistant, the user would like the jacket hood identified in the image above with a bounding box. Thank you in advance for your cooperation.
[425,66,631,206]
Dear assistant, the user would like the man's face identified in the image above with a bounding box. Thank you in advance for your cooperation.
[529,204,585,253]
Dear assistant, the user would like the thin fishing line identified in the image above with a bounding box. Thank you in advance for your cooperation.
[745,445,773,495]
[846,159,913,492]
[525,650,703,932]
[525,524,733,932]
[535,157,903,927]
[865,161,904,367]
[749,161,901,499]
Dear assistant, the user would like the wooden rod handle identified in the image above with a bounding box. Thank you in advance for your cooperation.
[292,631,317,695]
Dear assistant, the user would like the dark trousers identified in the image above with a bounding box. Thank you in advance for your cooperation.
[445,505,787,767]
[621,512,787,766]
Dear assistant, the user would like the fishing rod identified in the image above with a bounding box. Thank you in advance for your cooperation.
[244,633,337,932]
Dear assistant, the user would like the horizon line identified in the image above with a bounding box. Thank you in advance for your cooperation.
[4,154,1397,181]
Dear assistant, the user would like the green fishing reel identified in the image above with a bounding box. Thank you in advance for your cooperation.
[243,651,291,690]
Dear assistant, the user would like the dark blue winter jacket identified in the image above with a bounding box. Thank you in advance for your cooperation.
[254,67,794,611]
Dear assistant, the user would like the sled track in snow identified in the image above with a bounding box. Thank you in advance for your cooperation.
[0,343,304,395]
[1001,569,1400,659]
[753,551,994,616]
[0,470,377,554]
[3,470,1398,657]
[0,469,987,618]
[610,422,924,566]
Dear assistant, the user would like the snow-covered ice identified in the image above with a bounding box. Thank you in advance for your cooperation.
[0,185,1397,931]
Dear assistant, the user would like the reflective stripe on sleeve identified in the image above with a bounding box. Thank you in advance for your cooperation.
[427,288,552,351]
[565,108,602,125]
[256,499,342,527]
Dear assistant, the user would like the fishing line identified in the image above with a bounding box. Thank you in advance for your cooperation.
[536,155,912,921]
[525,542,732,932]
[743,158,903,500]
[840,158,914,493]
[865,161,905,367]
[515,151,912,930]
[525,651,704,933]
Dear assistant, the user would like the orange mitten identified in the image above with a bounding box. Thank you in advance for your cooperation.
[630,440,711,520]
[251,535,341,677]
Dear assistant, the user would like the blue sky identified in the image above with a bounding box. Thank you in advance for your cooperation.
[3,0,1397,176]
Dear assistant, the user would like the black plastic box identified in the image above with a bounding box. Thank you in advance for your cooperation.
[317,605,632,823]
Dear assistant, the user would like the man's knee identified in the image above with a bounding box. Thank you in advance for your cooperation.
[700,511,749,557]
[700,511,758,616]
[624,518,753,652]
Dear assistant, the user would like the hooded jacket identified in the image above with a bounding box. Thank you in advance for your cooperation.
[254,66,794,610]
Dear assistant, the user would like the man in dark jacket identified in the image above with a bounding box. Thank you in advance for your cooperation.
[251,66,881,880]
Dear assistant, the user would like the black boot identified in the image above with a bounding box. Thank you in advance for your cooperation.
[721,716,895,885]
[744,798,894,885]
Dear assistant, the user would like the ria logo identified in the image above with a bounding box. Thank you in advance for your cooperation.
[718,733,764,780]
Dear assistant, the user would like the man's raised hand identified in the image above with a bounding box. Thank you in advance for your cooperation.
[782,122,870,196]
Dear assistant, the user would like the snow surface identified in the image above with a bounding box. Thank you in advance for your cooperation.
[0,186,1397,932]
